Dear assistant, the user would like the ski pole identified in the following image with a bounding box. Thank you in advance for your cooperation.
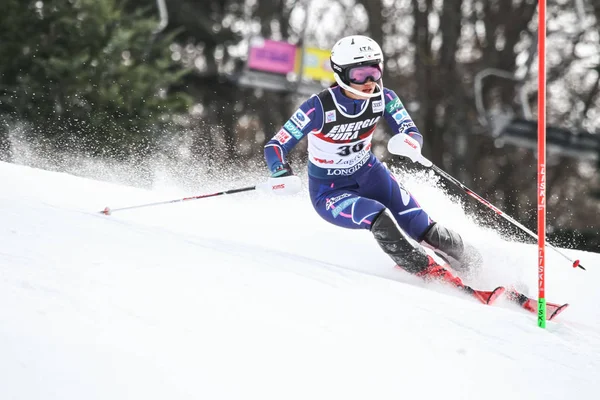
[100,186,256,215]
[386,134,585,270]
[99,175,302,215]
[430,164,585,270]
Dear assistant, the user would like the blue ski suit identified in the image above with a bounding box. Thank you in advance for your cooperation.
[264,85,433,241]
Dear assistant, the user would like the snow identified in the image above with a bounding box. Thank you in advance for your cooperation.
[1,160,599,400]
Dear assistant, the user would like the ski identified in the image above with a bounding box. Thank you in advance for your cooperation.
[506,289,569,321]
[394,263,505,306]
[463,286,506,305]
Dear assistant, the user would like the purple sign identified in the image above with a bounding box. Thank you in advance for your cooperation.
[247,38,297,75]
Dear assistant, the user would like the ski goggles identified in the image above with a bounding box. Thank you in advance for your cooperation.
[347,64,382,84]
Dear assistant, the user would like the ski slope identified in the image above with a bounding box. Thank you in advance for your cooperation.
[1,160,599,400]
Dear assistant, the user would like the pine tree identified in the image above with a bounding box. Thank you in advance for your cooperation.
[0,0,192,159]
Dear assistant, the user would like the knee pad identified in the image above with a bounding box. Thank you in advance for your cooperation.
[371,209,429,273]
[422,222,464,261]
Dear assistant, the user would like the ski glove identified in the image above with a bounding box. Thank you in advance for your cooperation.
[271,162,294,178]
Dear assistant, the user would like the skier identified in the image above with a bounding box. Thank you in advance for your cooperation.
[263,35,493,301]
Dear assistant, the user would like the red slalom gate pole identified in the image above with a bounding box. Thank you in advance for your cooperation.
[537,0,547,328]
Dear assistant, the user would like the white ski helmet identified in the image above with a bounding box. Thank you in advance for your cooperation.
[330,35,384,98]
